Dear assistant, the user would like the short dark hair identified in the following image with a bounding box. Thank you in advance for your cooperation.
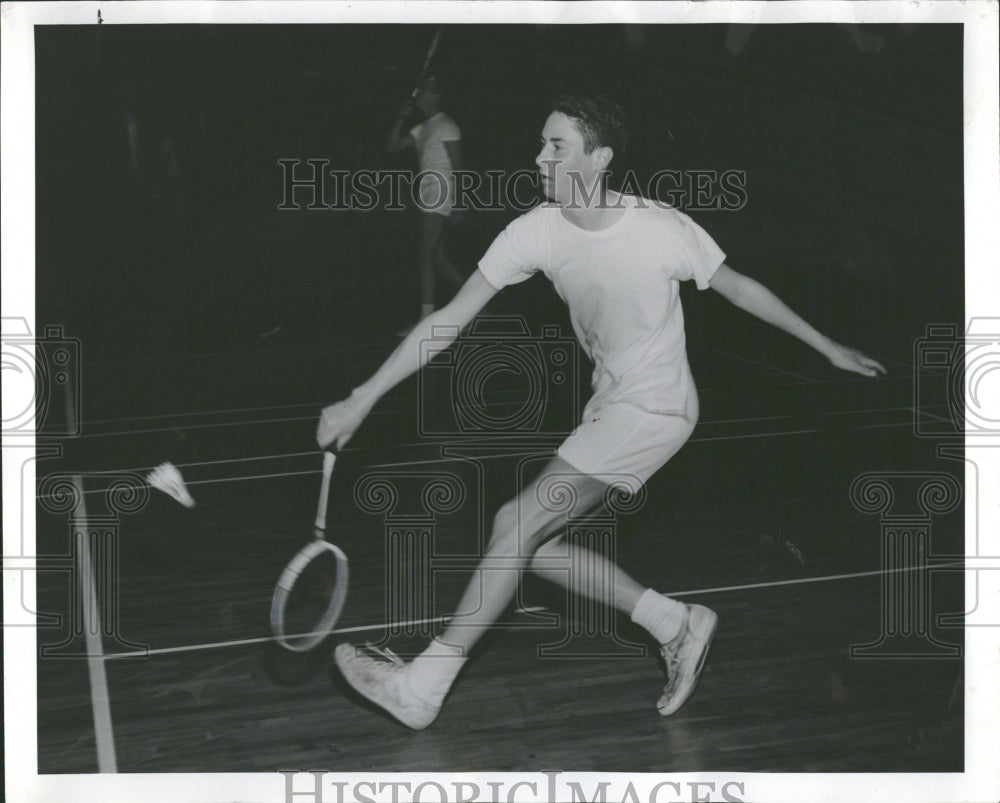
[551,95,627,156]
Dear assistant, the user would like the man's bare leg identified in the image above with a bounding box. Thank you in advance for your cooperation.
[334,458,704,727]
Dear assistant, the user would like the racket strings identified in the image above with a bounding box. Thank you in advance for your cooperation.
[270,452,349,653]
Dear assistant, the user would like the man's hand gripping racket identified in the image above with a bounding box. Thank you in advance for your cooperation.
[317,392,371,450]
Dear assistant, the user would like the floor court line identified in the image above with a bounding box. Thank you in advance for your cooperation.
[861,421,920,430]
[32,424,823,500]
[100,605,551,661]
[72,392,412,440]
[689,427,821,443]
[86,338,380,371]
[72,413,320,440]
[83,399,331,428]
[709,348,826,383]
[365,429,824,469]
[772,372,913,388]
[36,412,953,506]
[40,402,954,502]
[73,371,926,440]
[823,404,943,419]
[38,467,329,501]
[32,423,867,502]
[84,449,324,476]
[99,561,963,662]
[68,392,937,443]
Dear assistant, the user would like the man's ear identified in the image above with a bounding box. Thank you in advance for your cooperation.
[592,146,614,171]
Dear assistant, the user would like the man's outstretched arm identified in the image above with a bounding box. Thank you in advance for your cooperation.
[317,270,499,449]
[708,263,887,377]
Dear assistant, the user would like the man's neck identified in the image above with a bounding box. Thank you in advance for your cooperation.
[560,190,627,231]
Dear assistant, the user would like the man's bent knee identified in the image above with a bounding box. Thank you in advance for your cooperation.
[487,459,607,558]
[488,498,567,558]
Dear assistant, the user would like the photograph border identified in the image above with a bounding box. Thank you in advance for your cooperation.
[3,2,998,802]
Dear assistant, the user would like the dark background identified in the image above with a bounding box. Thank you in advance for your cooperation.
[35,23,963,398]
[33,21,965,539]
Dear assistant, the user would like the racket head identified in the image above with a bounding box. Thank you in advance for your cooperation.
[270,539,349,653]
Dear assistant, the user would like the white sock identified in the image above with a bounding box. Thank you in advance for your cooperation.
[631,588,687,645]
[408,638,467,706]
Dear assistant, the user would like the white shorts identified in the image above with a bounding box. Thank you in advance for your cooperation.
[557,401,696,485]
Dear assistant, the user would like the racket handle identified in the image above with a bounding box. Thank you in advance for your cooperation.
[314,451,336,536]
[411,28,442,96]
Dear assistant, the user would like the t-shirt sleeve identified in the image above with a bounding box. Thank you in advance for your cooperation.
[408,122,423,140]
[674,213,726,290]
[477,212,545,290]
[438,118,461,142]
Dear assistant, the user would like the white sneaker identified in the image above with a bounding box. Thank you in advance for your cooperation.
[657,604,718,716]
[333,642,441,730]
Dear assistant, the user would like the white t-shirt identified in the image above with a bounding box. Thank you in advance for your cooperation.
[409,111,461,174]
[478,195,725,416]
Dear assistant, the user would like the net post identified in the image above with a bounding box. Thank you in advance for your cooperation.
[62,346,118,772]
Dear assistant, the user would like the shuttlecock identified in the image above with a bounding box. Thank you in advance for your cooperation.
[147,461,196,508]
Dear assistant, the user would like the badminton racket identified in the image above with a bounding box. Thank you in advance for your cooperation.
[410,27,443,98]
[269,451,349,652]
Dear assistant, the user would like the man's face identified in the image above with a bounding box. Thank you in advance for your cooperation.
[415,78,439,115]
[535,112,607,206]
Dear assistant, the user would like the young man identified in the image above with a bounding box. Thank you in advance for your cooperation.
[320,96,885,730]
[387,75,466,324]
